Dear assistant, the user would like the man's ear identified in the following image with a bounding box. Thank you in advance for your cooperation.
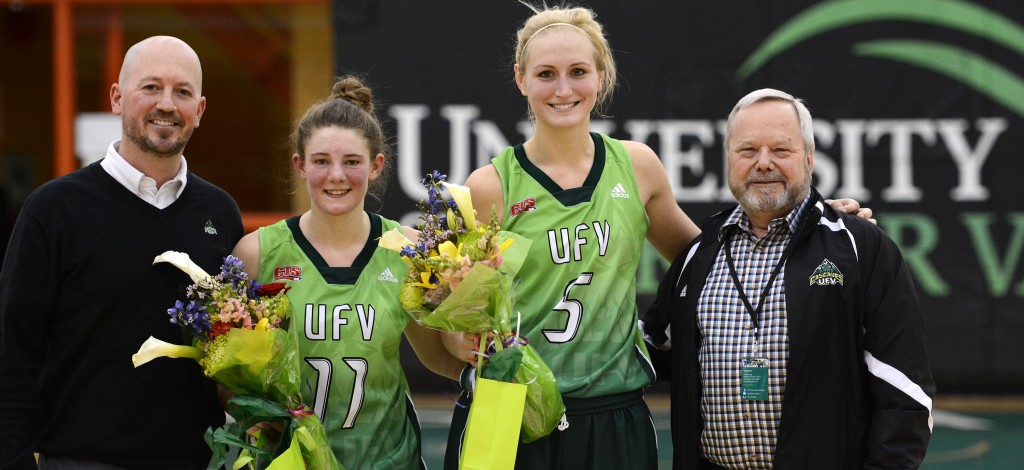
[110,83,123,115]
[195,96,207,127]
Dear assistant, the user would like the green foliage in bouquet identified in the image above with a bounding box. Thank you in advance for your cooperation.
[378,170,531,333]
[132,251,343,470]
[206,396,336,470]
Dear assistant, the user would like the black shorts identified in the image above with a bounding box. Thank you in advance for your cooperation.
[444,387,659,470]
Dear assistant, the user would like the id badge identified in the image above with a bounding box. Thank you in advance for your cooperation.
[741,356,769,400]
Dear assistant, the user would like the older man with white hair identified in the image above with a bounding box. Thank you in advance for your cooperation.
[643,88,934,469]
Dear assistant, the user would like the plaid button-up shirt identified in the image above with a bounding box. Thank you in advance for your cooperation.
[697,194,811,468]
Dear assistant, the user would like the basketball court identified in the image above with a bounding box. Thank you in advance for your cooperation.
[413,393,1024,469]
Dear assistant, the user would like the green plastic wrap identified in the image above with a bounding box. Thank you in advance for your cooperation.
[411,262,513,333]
[185,329,344,469]
[402,230,530,334]
[200,327,302,406]
[206,395,343,470]
[482,343,566,443]
[137,252,344,469]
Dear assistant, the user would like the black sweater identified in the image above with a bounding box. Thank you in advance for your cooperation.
[0,162,243,469]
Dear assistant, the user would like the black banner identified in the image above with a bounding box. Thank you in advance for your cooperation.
[334,0,1024,393]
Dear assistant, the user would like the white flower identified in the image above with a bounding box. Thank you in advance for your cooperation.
[154,251,212,283]
[131,336,202,367]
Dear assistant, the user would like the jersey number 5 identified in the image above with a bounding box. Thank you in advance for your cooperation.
[543,272,593,343]
[305,357,367,429]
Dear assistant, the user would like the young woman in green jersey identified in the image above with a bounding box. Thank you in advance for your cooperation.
[231,75,463,469]
[441,5,871,469]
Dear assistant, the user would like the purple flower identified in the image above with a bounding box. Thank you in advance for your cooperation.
[168,300,186,324]
[222,255,244,272]
[218,256,249,292]
[169,300,212,338]
[420,170,445,186]
[247,279,263,299]
[421,170,446,186]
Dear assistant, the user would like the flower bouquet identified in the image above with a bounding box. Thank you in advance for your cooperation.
[379,171,565,448]
[132,252,343,470]
[379,171,527,334]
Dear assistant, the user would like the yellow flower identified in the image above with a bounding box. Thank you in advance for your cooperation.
[441,181,477,231]
[412,268,440,289]
[379,228,415,252]
[438,240,463,260]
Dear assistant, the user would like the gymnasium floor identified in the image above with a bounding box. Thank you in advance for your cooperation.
[412,393,1024,469]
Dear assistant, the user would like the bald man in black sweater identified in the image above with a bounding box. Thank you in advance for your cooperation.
[0,36,243,469]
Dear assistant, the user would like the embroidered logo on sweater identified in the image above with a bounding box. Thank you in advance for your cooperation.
[509,197,537,218]
[204,219,218,235]
[274,265,302,281]
[378,267,399,282]
[610,183,630,198]
[809,258,844,286]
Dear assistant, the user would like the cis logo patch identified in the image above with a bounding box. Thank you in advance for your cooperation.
[809,259,843,286]
[509,197,537,218]
[274,265,302,281]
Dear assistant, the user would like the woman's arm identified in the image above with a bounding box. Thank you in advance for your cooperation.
[464,164,505,226]
[624,140,701,261]
[404,322,466,381]
[231,230,262,277]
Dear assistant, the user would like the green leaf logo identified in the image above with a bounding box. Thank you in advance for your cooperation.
[737,0,1024,117]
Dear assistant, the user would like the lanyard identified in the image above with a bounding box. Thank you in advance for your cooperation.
[723,228,794,337]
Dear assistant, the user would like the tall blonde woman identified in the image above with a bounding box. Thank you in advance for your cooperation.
[442,5,870,469]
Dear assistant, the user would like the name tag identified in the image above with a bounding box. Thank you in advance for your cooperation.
[741,356,769,400]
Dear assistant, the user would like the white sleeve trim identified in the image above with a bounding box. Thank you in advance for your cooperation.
[817,212,859,261]
[671,242,704,298]
[863,351,934,431]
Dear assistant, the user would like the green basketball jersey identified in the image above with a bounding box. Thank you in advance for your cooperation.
[258,214,423,469]
[494,132,654,398]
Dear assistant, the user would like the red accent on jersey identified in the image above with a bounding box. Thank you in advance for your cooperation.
[273,265,302,281]
[509,197,536,218]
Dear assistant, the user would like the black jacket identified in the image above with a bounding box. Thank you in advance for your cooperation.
[642,189,935,469]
